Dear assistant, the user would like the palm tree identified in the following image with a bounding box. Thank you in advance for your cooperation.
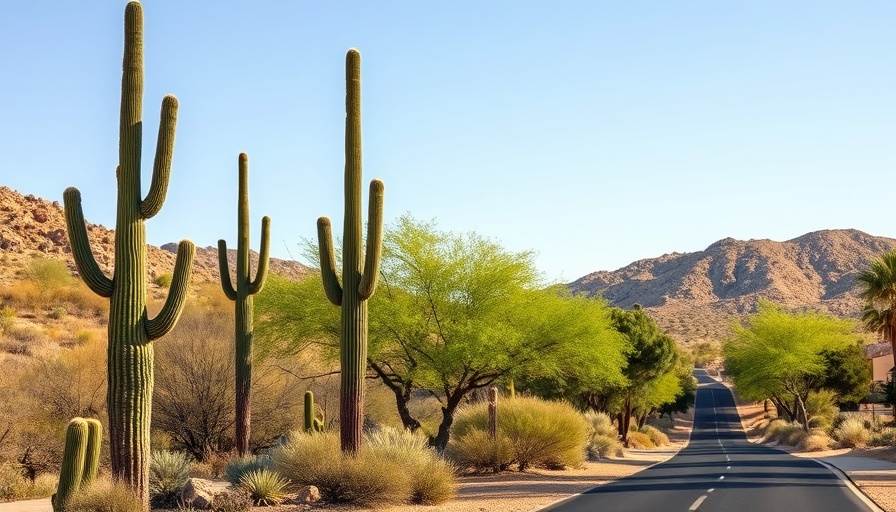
[856,251,896,361]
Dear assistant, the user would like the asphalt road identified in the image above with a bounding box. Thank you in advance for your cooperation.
[540,370,875,512]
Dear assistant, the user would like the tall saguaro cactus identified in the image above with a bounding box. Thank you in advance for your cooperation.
[63,2,195,508]
[218,153,270,457]
[317,49,384,454]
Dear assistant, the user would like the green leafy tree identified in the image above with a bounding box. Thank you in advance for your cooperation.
[820,344,871,408]
[857,250,896,362]
[723,301,859,430]
[256,216,628,452]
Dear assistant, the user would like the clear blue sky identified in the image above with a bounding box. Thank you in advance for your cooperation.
[1,1,893,282]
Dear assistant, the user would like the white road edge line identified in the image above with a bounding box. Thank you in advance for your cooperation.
[814,459,885,512]
[689,495,708,511]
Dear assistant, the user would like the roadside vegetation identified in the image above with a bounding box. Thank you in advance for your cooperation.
[0,218,695,509]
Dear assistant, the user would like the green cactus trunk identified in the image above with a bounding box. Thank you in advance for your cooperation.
[304,391,315,433]
[317,49,384,454]
[63,3,194,509]
[218,153,270,457]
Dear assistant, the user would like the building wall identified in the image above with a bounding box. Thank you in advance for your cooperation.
[872,353,895,382]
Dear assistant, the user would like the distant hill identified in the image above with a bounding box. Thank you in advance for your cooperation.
[568,229,896,344]
[0,186,310,286]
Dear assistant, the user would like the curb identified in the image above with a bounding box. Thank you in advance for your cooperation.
[814,459,885,512]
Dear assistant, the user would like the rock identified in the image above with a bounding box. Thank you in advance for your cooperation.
[32,209,48,223]
[181,478,218,509]
[160,242,179,253]
[296,485,321,504]
[47,228,67,246]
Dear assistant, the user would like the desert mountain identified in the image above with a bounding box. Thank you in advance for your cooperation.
[0,186,310,286]
[568,229,896,343]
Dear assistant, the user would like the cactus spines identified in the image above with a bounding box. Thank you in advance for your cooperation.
[63,3,195,508]
[317,49,384,454]
[304,391,325,433]
[53,418,102,512]
[488,387,498,440]
[218,153,270,457]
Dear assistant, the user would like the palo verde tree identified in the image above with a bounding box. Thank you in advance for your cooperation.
[256,215,628,452]
[723,301,859,431]
[317,49,384,454]
[63,2,195,507]
[218,153,270,456]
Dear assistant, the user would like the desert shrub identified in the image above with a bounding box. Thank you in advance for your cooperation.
[149,450,193,507]
[24,257,72,292]
[833,416,871,448]
[212,488,254,512]
[584,410,617,438]
[224,455,271,484]
[638,425,670,446]
[625,431,655,449]
[0,463,27,501]
[66,478,143,512]
[271,431,409,506]
[9,323,41,342]
[871,427,896,447]
[798,433,834,451]
[0,307,14,334]
[806,390,839,431]
[763,420,806,446]
[366,426,456,504]
[449,396,589,471]
[48,306,68,320]
[239,468,290,506]
[444,429,514,473]
[154,273,173,288]
[588,434,624,460]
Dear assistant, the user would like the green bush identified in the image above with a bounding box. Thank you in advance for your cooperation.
[449,396,590,471]
[806,390,839,431]
[149,450,193,507]
[154,273,173,288]
[224,455,271,484]
[25,258,72,292]
[0,307,15,335]
[239,468,290,506]
[66,478,143,512]
[834,416,871,448]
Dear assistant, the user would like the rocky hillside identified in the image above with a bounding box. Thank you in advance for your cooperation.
[0,186,309,286]
[568,229,896,344]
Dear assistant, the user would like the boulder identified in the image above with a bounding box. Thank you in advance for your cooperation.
[181,478,219,509]
[296,485,321,504]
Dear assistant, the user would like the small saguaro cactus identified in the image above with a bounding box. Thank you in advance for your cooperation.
[218,153,270,457]
[304,391,325,433]
[52,418,102,512]
[317,49,384,455]
[63,3,195,508]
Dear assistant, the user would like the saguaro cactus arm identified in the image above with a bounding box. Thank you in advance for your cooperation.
[317,217,343,306]
[53,418,89,512]
[359,179,384,299]
[146,240,195,340]
[249,216,271,294]
[63,188,113,298]
[140,95,178,219]
[217,239,238,300]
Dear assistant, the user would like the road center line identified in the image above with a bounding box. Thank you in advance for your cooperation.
[718,475,725,480]
[689,495,708,511]
[707,488,715,493]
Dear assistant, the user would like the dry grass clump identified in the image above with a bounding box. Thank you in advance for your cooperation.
[798,432,835,452]
[66,478,143,512]
[763,419,807,446]
[583,411,623,460]
[834,416,872,448]
[444,429,515,473]
[0,464,56,501]
[625,431,655,449]
[448,396,589,471]
[870,427,896,447]
[638,425,670,446]
[272,429,456,507]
